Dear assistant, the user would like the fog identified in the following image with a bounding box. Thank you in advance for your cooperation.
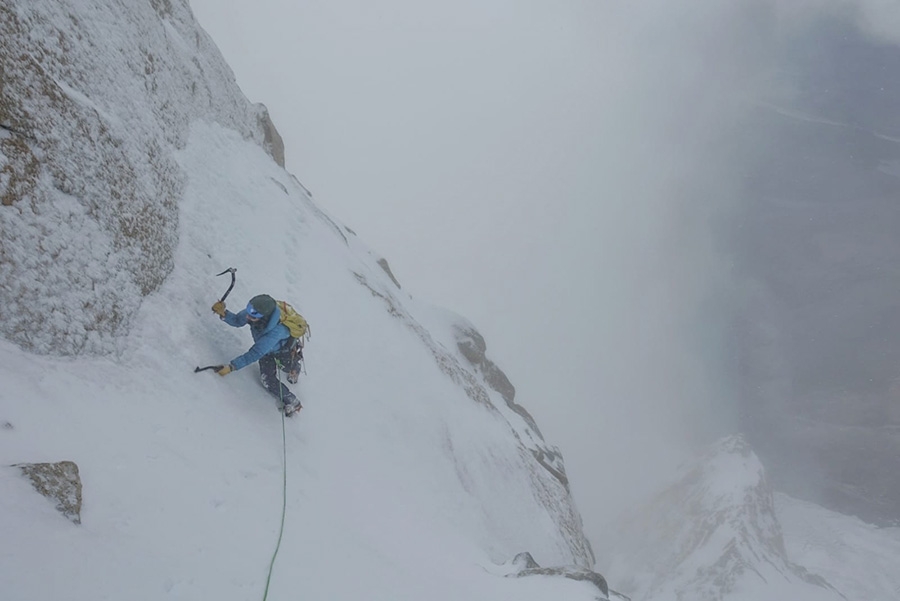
[187,0,899,544]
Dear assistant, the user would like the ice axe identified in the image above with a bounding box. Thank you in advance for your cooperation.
[216,267,237,302]
[195,267,237,374]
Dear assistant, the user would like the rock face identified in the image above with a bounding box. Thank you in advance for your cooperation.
[604,436,843,601]
[15,461,83,525]
[729,16,900,525]
[0,0,283,355]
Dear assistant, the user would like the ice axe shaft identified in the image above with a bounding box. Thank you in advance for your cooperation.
[194,365,225,373]
[216,267,236,303]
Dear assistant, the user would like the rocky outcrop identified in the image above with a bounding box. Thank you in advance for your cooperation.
[376,257,401,289]
[507,551,610,599]
[453,324,522,421]
[15,461,83,525]
[255,103,285,167]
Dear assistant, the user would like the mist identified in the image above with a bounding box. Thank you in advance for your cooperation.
[187,0,900,543]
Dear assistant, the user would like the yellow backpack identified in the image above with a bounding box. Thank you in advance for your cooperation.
[277,300,309,340]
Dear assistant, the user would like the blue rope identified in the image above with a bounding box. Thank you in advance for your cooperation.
[262,361,289,601]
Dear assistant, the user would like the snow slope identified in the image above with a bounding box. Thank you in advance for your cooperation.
[0,116,601,600]
[778,493,900,601]
[1,1,600,597]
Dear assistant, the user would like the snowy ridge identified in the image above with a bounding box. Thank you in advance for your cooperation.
[173,120,595,570]
[412,302,593,562]
[287,156,591,561]
[603,435,844,601]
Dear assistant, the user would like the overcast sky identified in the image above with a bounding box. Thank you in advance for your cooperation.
[186,0,897,545]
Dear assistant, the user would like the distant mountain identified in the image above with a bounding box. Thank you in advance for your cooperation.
[602,435,845,601]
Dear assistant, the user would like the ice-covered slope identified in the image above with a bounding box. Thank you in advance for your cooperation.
[601,435,844,601]
[0,2,601,599]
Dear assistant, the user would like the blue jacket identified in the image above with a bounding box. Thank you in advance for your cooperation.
[222,305,292,371]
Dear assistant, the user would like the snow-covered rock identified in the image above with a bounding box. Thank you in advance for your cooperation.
[0,0,280,355]
[13,461,83,525]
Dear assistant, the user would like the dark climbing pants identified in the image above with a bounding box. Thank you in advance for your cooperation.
[259,350,297,406]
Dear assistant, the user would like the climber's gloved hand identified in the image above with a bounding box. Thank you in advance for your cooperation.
[217,364,234,377]
[212,301,226,317]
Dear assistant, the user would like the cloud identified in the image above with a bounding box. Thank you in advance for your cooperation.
[775,1,900,45]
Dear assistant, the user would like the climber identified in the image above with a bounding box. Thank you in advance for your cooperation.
[211,294,302,416]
